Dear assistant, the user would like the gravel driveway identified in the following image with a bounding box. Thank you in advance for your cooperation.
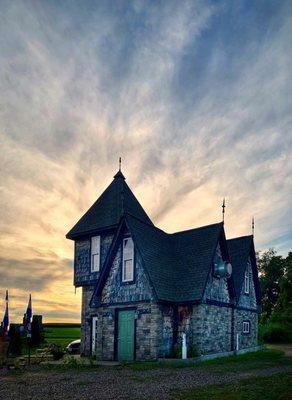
[0,363,292,400]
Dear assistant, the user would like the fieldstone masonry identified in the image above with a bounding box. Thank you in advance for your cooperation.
[75,234,114,286]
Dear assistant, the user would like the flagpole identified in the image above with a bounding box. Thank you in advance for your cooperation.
[25,293,32,365]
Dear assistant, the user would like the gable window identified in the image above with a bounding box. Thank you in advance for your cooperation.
[122,237,134,282]
[244,269,250,294]
[243,321,250,334]
[91,236,100,272]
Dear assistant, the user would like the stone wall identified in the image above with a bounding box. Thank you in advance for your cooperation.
[160,305,174,357]
[101,248,155,305]
[81,299,161,360]
[192,304,232,355]
[80,285,95,356]
[203,273,230,303]
[234,309,258,349]
[203,243,231,303]
[74,234,114,286]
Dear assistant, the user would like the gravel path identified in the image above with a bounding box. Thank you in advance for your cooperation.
[0,364,292,400]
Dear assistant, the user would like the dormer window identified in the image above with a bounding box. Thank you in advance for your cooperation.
[244,269,250,294]
[91,236,100,272]
[122,237,134,282]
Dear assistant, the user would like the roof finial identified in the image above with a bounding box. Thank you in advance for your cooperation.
[222,198,226,223]
[252,217,255,236]
[119,157,122,172]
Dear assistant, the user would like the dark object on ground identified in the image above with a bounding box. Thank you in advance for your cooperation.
[66,339,81,355]
[7,324,22,356]
[48,343,65,360]
[31,315,44,347]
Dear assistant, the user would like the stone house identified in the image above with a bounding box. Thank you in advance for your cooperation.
[66,169,261,361]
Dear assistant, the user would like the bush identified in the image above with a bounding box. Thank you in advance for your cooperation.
[48,343,65,360]
[259,322,289,343]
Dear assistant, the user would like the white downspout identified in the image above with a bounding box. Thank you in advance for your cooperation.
[182,333,187,359]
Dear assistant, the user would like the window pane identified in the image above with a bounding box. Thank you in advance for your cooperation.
[92,254,100,272]
[123,259,133,281]
[91,236,100,254]
[123,237,133,259]
[91,236,100,272]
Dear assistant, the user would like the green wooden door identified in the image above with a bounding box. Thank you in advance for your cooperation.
[117,310,135,361]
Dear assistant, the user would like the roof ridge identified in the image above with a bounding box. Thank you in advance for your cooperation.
[171,221,223,236]
[227,235,253,242]
[124,212,167,234]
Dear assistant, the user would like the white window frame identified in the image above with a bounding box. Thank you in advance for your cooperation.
[244,269,250,294]
[122,237,134,282]
[91,236,100,272]
[243,321,250,334]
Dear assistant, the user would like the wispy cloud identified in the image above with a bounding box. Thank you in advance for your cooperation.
[0,0,291,322]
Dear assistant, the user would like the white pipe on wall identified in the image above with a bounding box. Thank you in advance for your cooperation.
[236,333,240,351]
[182,333,187,359]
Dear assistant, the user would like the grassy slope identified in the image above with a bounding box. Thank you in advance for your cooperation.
[171,373,292,400]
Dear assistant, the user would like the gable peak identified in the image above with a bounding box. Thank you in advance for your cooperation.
[113,170,126,180]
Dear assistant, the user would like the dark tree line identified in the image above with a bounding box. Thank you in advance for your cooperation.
[257,250,292,342]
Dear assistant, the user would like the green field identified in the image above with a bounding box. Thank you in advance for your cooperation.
[43,323,80,348]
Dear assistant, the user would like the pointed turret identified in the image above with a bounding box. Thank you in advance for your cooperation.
[66,169,152,239]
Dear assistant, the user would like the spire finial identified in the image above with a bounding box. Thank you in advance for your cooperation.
[222,198,226,223]
[119,157,122,172]
[252,217,255,236]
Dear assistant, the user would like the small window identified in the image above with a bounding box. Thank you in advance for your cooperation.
[244,269,250,294]
[243,321,250,334]
[91,236,100,272]
[122,237,134,282]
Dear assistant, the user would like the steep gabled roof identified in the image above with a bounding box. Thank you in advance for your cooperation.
[92,213,224,304]
[169,222,225,302]
[66,171,153,239]
[227,235,261,304]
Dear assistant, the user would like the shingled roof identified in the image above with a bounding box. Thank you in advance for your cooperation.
[93,213,224,303]
[227,235,260,304]
[66,171,153,239]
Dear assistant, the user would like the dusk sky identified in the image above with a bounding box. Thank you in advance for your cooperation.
[1,0,291,323]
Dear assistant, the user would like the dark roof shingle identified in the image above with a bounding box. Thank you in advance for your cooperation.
[66,172,153,239]
[125,214,223,302]
[227,235,254,301]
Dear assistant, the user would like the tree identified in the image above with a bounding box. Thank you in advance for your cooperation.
[257,249,285,322]
[270,252,292,326]
[258,250,292,342]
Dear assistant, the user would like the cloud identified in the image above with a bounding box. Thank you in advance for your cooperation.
[0,0,291,322]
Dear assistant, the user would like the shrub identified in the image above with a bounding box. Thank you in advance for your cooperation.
[259,322,289,343]
[48,343,65,360]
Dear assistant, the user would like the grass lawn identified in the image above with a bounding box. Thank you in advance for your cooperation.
[20,324,80,355]
[43,324,80,348]
[120,349,292,371]
[170,372,292,400]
